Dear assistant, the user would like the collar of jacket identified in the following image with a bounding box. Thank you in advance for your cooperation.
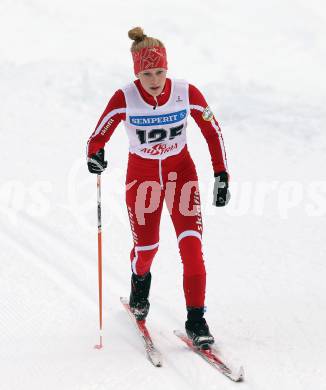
[134,78,171,107]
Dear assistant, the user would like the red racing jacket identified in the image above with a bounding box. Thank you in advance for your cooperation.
[87,78,228,174]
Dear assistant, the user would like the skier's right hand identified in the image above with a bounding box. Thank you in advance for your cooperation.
[87,148,108,174]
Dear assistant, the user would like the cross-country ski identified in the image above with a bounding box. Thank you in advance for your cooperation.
[120,297,163,367]
[174,330,244,382]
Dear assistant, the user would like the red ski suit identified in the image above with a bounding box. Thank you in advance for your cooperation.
[87,78,228,307]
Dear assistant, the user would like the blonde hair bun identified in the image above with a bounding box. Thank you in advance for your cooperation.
[128,27,147,42]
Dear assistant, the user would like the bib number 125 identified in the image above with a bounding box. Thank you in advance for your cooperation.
[136,124,184,144]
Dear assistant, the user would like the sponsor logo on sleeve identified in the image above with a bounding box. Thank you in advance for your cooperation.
[100,118,114,135]
[202,106,214,121]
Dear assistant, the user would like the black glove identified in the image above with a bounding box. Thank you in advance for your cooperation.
[87,148,108,174]
[213,171,230,207]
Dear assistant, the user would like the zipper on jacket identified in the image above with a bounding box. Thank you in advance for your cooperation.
[153,95,158,110]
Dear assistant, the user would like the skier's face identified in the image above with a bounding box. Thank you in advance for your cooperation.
[137,68,167,97]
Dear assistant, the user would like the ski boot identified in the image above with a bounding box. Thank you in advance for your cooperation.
[129,272,151,321]
[185,307,215,349]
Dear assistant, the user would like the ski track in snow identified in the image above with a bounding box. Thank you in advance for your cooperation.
[1,0,326,389]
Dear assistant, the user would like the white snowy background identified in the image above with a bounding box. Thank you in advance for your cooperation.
[1,0,326,389]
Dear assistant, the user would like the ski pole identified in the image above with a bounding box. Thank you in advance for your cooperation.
[95,174,103,349]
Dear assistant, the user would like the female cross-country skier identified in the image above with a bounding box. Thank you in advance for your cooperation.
[86,27,230,349]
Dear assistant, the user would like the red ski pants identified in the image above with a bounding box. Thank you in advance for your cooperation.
[125,146,206,308]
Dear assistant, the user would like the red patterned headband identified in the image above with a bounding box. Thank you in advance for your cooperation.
[132,46,168,75]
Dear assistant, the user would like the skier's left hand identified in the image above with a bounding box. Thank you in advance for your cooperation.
[213,171,230,207]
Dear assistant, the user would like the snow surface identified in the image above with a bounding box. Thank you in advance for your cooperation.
[1,1,326,389]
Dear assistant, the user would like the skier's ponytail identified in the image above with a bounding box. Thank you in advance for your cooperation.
[128,27,165,52]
